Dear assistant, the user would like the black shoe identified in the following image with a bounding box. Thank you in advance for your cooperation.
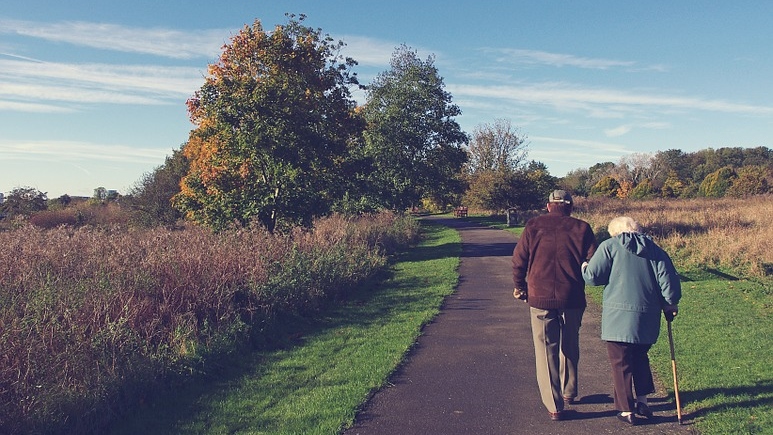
[617,412,638,425]
[563,396,576,405]
[549,411,564,421]
[635,401,653,418]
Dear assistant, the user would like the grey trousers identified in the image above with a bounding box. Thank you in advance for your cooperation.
[529,307,584,413]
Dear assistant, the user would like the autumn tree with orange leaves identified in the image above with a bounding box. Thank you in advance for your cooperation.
[174,14,363,232]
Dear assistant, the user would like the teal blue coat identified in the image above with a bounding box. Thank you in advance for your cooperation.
[582,233,681,344]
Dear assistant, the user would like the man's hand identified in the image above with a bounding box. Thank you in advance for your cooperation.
[663,305,678,322]
[513,288,528,302]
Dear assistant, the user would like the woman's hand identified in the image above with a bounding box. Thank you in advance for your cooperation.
[663,305,678,322]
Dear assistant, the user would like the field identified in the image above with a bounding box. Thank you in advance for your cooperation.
[572,196,773,279]
[571,196,772,434]
[1,196,771,434]
[0,212,420,434]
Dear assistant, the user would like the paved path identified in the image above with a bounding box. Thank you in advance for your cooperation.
[343,217,693,435]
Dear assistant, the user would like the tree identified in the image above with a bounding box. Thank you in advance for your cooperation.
[691,148,724,184]
[174,14,363,232]
[586,161,616,190]
[727,165,770,197]
[466,119,528,174]
[58,194,72,207]
[362,44,468,211]
[463,119,531,211]
[716,147,745,168]
[46,194,72,211]
[93,187,108,202]
[464,160,556,212]
[559,168,592,197]
[520,161,559,210]
[741,146,772,167]
[698,166,736,197]
[661,170,687,198]
[591,176,621,197]
[0,186,48,218]
[629,178,655,199]
[127,147,189,227]
[619,153,659,187]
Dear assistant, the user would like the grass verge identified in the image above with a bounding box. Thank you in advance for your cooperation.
[108,220,461,434]
[586,273,773,435]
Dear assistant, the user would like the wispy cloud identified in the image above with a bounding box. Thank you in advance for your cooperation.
[337,35,397,67]
[528,135,632,169]
[604,122,670,137]
[0,99,74,113]
[0,139,170,164]
[0,57,203,110]
[451,82,773,116]
[532,135,630,153]
[0,19,228,59]
[493,48,637,70]
[481,48,669,73]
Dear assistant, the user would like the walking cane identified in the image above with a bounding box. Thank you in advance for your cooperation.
[667,318,683,424]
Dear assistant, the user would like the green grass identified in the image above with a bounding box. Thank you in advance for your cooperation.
[586,275,773,434]
[110,216,772,435]
[108,221,461,435]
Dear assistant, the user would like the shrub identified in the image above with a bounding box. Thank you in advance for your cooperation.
[590,176,620,197]
[698,166,736,197]
[727,165,770,197]
[0,211,418,434]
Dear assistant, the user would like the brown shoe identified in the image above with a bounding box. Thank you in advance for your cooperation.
[549,411,564,421]
[563,396,576,405]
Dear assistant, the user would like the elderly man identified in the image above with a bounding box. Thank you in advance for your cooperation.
[512,190,597,421]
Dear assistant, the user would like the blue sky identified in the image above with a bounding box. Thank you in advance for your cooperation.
[2,1,772,198]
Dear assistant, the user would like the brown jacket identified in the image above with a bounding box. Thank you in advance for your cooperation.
[512,210,597,310]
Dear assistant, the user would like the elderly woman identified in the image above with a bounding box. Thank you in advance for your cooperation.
[582,217,681,426]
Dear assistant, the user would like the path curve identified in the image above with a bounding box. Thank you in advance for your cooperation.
[343,216,692,435]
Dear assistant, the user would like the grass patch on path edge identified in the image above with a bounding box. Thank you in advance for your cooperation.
[109,220,460,435]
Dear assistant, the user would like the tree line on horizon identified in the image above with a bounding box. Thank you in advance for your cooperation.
[560,145,771,200]
[1,14,771,230]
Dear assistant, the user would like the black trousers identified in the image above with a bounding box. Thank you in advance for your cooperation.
[605,341,656,412]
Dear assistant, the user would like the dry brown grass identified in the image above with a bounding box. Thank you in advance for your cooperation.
[0,212,420,434]
[573,195,773,277]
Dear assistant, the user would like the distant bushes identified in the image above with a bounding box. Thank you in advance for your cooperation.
[0,212,419,434]
[26,202,130,229]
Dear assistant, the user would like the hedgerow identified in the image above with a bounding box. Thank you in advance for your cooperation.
[0,211,418,434]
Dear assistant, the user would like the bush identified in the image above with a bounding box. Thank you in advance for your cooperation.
[698,166,736,197]
[0,211,418,434]
[27,203,132,229]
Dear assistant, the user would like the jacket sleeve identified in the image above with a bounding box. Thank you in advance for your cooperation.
[512,230,530,292]
[654,249,682,306]
[583,224,598,262]
[582,241,612,286]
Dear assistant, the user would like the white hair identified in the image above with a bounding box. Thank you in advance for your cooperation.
[608,216,641,237]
